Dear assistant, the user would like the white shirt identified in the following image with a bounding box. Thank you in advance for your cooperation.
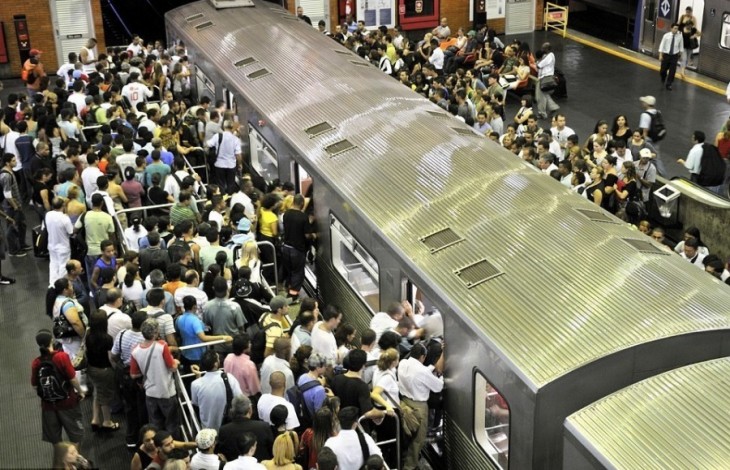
[100,305,132,339]
[684,142,703,175]
[259,355,294,395]
[191,370,243,431]
[122,81,153,110]
[324,429,382,470]
[67,92,88,118]
[0,131,19,160]
[207,131,241,169]
[680,251,706,268]
[190,451,223,470]
[222,455,265,470]
[311,322,338,363]
[164,170,200,202]
[256,393,300,430]
[115,152,137,173]
[90,189,116,216]
[551,125,576,149]
[174,286,209,318]
[659,31,684,55]
[397,357,443,402]
[45,210,73,252]
[369,312,398,346]
[230,191,255,220]
[372,368,400,405]
[80,46,96,73]
[124,226,148,251]
[429,48,445,70]
[209,210,224,232]
[81,166,104,206]
[537,52,556,79]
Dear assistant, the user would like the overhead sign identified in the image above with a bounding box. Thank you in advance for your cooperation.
[658,0,672,19]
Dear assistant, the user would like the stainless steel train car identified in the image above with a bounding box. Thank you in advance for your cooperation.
[564,357,730,469]
[695,0,730,83]
[165,1,730,467]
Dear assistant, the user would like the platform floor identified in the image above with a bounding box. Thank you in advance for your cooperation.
[1,27,729,469]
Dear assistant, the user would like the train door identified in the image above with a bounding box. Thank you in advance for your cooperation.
[678,0,705,63]
[290,161,317,294]
[193,65,216,102]
[640,0,658,52]
[248,125,278,185]
[50,0,97,70]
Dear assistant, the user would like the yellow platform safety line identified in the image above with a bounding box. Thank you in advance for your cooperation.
[544,3,569,38]
[558,31,726,96]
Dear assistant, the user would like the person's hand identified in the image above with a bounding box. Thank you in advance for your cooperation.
[190,364,201,377]
[677,159,685,164]
[77,391,86,400]
[401,300,413,317]
[385,406,396,417]
[223,335,233,342]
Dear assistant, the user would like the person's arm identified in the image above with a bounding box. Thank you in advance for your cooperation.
[196,331,232,343]
[130,452,142,470]
[64,305,86,338]
[90,266,101,291]
[592,188,603,207]
[370,386,395,416]
[161,342,180,370]
[40,188,51,211]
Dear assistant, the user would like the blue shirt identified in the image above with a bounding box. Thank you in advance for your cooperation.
[297,374,327,416]
[146,150,175,166]
[191,370,242,431]
[176,312,205,361]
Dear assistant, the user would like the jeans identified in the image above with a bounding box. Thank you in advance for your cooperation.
[146,395,181,439]
[3,204,27,252]
[213,165,237,195]
[535,84,559,117]
[281,244,306,293]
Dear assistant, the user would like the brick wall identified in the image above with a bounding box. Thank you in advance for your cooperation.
[0,0,105,80]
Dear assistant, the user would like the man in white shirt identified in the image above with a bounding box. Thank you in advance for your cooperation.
[191,350,243,431]
[311,306,342,364]
[207,120,242,195]
[174,270,209,317]
[256,371,300,430]
[56,52,78,87]
[99,288,132,339]
[259,338,294,395]
[45,197,74,285]
[398,343,444,470]
[81,153,104,207]
[222,432,265,470]
[431,17,451,40]
[115,139,138,174]
[324,407,382,470]
[127,35,144,57]
[230,179,256,221]
[428,38,444,73]
[676,130,705,180]
[658,23,683,90]
[681,237,706,268]
[122,72,153,111]
[369,302,404,347]
[550,114,575,156]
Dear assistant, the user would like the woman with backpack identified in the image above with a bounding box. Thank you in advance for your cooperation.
[31,329,85,446]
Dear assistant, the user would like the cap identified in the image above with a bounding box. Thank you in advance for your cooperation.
[195,429,217,450]
[36,329,53,347]
[639,148,652,159]
[639,95,656,106]
[30,49,42,57]
[269,295,292,312]
[467,30,476,37]
[237,217,251,232]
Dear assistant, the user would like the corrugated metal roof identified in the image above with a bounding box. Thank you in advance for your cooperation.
[167,1,730,388]
[566,358,730,469]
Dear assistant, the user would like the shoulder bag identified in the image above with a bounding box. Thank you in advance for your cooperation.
[207,133,223,167]
[539,75,557,91]
[53,299,79,338]
[73,329,88,370]
[383,390,421,437]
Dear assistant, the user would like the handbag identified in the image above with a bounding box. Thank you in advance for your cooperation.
[539,75,557,92]
[52,300,78,338]
[72,329,88,370]
[383,390,421,437]
[206,133,223,167]
[689,37,699,50]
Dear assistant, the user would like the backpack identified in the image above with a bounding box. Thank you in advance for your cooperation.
[249,312,276,366]
[36,356,70,402]
[168,239,190,264]
[647,110,667,142]
[285,379,322,429]
[696,143,725,187]
[0,169,11,205]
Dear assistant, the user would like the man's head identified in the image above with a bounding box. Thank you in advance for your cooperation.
[214,276,229,299]
[201,349,220,372]
[346,349,367,372]
[230,395,253,420]
[338,406,360,430]
[269,371,286,392]
[273,337,291,360]
[684,237,699,258]
[322,305,342,330]
[154,430,174,459]
[692,130,706,144]
[269,295,290,316]
[146,287,166,308]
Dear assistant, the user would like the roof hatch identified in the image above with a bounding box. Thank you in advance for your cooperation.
[324,139,356,156]
[575,208,616,223]
[455,259,503,288]
[304,122,335,138]
[621,238,671,255]
[246,68,271,80]
[419,228,464,253]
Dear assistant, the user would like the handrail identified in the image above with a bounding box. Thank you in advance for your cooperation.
[252,240,279,292]
[544,2,569,38]
[667,176,730,207]
[174,368,201,441]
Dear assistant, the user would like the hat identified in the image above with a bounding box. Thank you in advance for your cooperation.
[195,429,217,450]
[639,148,652,159]
[35,329,53,347]
[467,30,476,37]
[237,217,251,232]
[639,95,656,106]
[269,295,292,312]
[30,49,42,57]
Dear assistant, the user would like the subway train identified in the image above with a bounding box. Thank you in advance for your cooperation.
[166,1,730,468]
[564,357,730,468]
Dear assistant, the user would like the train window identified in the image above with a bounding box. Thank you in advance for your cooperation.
[248,126,278,183]
[721,13,730,49]
[330,214,380,312]
[474,371,510,469]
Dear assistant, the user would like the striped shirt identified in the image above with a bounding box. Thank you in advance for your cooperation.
[112,329,145,366]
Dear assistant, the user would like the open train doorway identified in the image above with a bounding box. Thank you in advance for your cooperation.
[290,161,318,296]
[402,279,439,330]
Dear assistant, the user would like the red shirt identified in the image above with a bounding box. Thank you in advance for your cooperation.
[718,137,730,160]
[129,340,175,377]
[31,351,79,411]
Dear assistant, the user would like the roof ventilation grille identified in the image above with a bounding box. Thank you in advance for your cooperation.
[304,122,335,138]
[195,21,214,31]
[455,259,503,289]
[185,13,204,22]
[280,14,299,20]
[419,228,464,254]
[622,238,671,255]
[234,57,257,68]
[575,208,616,223]
[207,0,255,9]
[350,61,370,67]
[426,111,449,119]
[334,50,352,55]
[324,140,356,157]
[451,127,478,136]
[246,68,271,80]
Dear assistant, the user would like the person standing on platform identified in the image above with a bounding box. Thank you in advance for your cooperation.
[535,43,560,120]
[658,23,683,90]
[206,120,241,195]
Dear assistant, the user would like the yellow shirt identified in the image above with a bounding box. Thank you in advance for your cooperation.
[258,209,278,237]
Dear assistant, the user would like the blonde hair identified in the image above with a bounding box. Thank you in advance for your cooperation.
[271,431,299,466]
[377,348,399,371]
[240,241,258,267]
[51,442,76,469]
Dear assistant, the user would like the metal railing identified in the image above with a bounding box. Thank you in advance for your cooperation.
[358,411,400,470]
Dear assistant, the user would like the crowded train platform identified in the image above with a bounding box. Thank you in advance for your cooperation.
[1,1,730,469]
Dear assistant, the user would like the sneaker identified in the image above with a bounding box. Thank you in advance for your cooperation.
[0,276,15,285]
[8,251,27,257]
[19,245,33,252]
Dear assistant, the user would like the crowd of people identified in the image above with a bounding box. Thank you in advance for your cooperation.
[2,10,730,470]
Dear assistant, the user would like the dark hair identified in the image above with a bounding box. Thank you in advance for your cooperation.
[213,276,228,298]
[338,406,360,429]
[182,295,197,312]
[232,333,250,356]
[378,331,401,351]
[410,342,427,359]
[693,130,706,143]
[346,349,367,372]
[361,328,376,347]
[236,432,257,456]
[317,447,339,470]
[123,265,139,288]
[146,287,166,307]
[321,305,341,322]
[334,323,355,348]
[201,349,219,372]
[153,430,172,448]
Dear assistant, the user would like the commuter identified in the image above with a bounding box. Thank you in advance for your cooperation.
[290,310,315,352]
[222,432,266,470]
[190,428,224,470]
[534,43,559,120]
[45,197,73,285]
[223,334,261,398]
[218,395,274,463]
[636,149,657,203]
[257,372,300,431]
[129,318,181,437]
[681,237,706,268]
[330,349,383,421]
[317,447,339,470]
[677,130,705,182]
[85,310,119,432]
[282,194,314,301]
[178,295,232,371]
[311,305,341,363]
[139,232,169,279]
[262,296,293,358]
[32,329,85,445]
[98,287,132,339]
[51,442,90,470]
[191,350,243,431]
[659,23,683,90]
[23,49,46,97]
[203,277,246,355]
[207,119,242,195]
[296,352,333,418]
[370,302,406,346]
[260,338,295,395]
[1,153,30,256]
[139,287,178,348]
[324,407,382,470]
[262,432,302,470]
[174,270,209,317]
[75,194,115,286]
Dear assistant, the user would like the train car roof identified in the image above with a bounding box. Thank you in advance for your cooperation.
[166,1,730,388]
[565,357,730,468]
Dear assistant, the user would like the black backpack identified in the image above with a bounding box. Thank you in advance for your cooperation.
[249,312,276,366]
[647,111,667,142]
[285,379,322,430]
[36,357,70,402]
[696,143,725,187]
